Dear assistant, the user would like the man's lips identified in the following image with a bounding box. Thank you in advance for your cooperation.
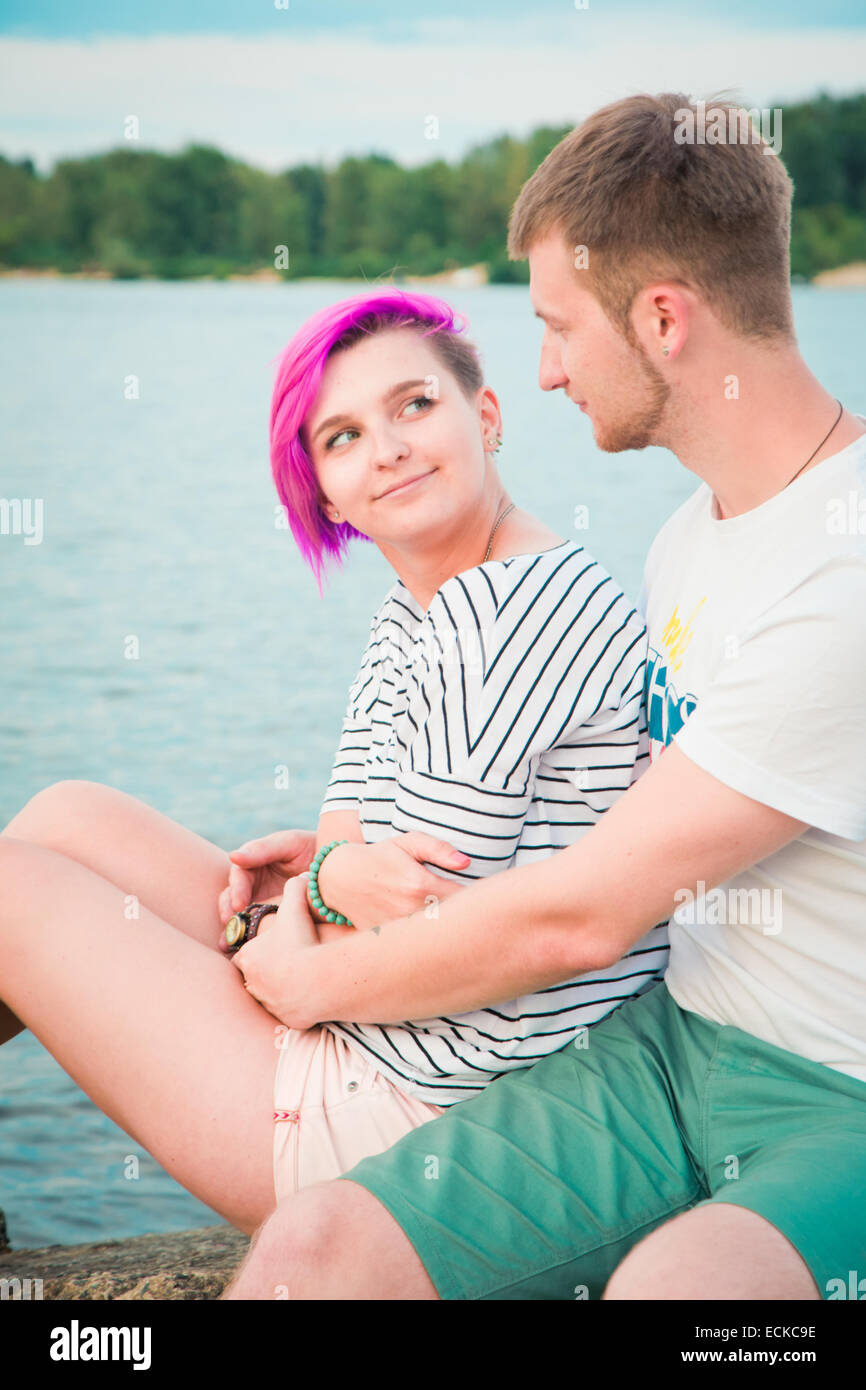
[375,469,436,500]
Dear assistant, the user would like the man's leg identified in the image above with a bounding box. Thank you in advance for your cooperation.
[603,1203,819,1300]
[225,983,709,1300]
[606,1004,866,1302]
[223,1181,438,1300]
[225,1189,820,1302]
[225,982,866,1301]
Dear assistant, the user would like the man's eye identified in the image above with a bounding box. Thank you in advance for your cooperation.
[403,395,435,416]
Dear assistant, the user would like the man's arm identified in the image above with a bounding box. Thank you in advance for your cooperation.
[283,742,807,1030]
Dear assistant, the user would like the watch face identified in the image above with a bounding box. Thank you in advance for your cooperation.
[224,912,248,948]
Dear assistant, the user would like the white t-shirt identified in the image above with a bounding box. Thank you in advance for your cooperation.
[639,416,866,1082]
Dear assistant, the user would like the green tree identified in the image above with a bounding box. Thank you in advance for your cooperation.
[1,95,864,281]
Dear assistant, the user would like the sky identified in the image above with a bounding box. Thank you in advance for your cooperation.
[1,1,864,172]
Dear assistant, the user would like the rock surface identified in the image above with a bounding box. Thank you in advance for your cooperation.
[0,1217,249,1300]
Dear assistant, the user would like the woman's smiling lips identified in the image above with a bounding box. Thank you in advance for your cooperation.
[375,469,436,500]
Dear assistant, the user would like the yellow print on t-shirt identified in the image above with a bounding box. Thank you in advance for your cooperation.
[645,596,706,761]
[660,597,707,674]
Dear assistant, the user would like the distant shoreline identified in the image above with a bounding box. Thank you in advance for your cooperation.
[2,262,864,287]
[0,262,491,288]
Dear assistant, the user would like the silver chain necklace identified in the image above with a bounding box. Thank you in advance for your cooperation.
[483,502,515,562]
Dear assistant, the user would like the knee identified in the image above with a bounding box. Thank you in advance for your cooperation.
[0,834,60,914]
[602,1222,682,1300]
[602,1247,654,1300]
[3,780,108,840]
[27,779,105,813]
[222,1183,344,1300]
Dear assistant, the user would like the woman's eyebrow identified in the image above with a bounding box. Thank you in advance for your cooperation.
[311,379,431,443]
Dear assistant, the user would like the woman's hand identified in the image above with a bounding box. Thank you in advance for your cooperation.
[227,876,319,1023]
[315,832,471,930]
[218,828,317,926]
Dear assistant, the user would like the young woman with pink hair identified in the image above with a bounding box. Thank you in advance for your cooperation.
[1,289,667,1235]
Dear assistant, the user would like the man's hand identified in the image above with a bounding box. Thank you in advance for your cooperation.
[227,876,319,1021]
[316,832,471,930]
[218,829,317,926]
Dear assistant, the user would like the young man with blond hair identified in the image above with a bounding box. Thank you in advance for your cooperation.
[224,91,866,1301]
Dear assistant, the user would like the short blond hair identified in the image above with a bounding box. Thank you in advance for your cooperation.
[507,91,796,343]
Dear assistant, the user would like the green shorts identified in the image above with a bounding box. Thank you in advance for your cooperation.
[340,981,866,1299]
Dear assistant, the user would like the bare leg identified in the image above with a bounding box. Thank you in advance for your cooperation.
[0,780,234,1043]
[223,1188,821,1302]
[602,1203,820,1299]
[222,1180,439,1300]
[0,835,283,1234]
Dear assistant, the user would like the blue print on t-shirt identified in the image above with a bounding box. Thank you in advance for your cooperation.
[645,646,698,751]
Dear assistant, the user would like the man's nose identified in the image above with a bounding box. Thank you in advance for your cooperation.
[538,339,567,393]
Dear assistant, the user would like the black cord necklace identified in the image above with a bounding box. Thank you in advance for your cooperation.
[784,399,844,489]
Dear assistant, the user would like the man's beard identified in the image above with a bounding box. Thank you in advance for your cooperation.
[594,345,671,453]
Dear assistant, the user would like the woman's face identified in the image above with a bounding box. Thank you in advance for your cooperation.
[302,327,500,547]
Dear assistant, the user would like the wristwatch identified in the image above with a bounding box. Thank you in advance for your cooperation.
[224,901,279,954]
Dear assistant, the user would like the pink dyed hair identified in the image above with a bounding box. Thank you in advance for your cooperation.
[269,288,484,593]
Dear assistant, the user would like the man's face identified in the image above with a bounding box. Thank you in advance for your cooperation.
[528,229,670,453]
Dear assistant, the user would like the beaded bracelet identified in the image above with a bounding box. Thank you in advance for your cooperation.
[307,840,355,927]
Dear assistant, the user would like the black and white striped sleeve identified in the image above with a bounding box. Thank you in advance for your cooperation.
[388,546,649,871]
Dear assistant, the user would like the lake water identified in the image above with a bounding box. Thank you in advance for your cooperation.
[1,278,863,1249]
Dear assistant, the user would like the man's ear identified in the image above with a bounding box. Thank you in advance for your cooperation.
[631,282,690,360]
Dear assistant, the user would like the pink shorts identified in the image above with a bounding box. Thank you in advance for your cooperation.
[272,1023,445,1203]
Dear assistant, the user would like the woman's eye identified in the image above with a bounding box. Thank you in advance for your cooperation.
[323,397,432,450]
[324,427,359,451]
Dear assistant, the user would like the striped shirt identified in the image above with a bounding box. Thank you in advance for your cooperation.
[320,539,670,1104]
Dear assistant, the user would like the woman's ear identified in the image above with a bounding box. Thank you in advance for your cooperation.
[478,385,503,450]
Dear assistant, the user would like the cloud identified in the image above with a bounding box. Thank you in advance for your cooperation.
[1,22,864,172]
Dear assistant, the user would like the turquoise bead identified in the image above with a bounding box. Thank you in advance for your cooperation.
[306,839,354,928]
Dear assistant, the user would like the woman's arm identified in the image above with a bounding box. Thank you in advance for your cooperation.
[308,810,364,943]
[315,808,366,852]
[243,743,807,1029]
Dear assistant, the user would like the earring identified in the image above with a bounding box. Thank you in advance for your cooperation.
[661,346,670,357]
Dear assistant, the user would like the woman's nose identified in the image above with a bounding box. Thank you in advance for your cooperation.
[369,426,410,469]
